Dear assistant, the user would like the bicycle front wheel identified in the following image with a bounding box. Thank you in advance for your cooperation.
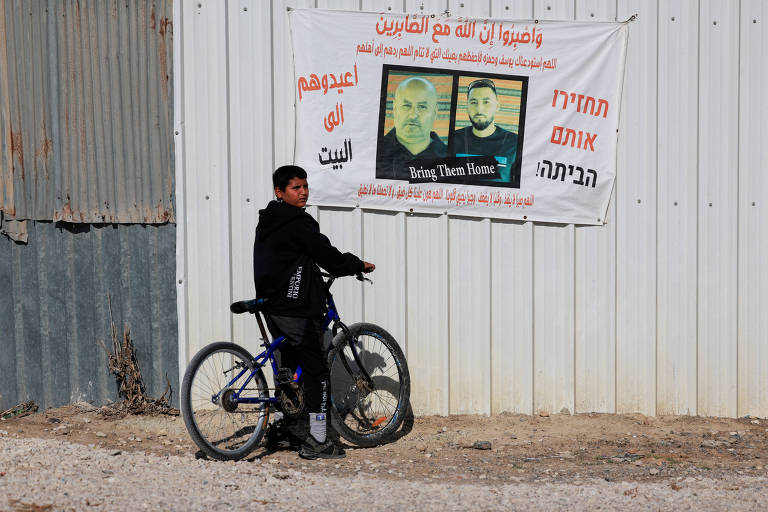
[328,323,410,447]
[180,342,269,460]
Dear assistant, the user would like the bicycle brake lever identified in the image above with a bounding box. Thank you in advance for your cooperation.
[355,273,373,284]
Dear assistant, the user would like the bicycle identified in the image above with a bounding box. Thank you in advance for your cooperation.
[180,273,411,461]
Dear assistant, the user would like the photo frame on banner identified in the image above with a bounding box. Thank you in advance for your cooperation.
[375,64,528,189]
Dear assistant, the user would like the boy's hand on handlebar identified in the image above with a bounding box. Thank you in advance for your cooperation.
[362,261,375,273]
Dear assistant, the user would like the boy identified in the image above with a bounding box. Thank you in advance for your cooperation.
[253,165,374,459]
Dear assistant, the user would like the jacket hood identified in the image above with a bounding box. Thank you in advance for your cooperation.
[256,200,306,240]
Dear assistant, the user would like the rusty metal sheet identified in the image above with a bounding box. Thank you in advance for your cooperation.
[0,0,174,224]
[0,213,26,242]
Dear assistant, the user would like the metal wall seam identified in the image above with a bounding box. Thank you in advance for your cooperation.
[174,0,188,386]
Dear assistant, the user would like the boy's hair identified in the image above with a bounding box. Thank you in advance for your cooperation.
[272,165,307,191]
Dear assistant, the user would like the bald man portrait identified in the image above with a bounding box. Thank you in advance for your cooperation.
[376,76,448,180]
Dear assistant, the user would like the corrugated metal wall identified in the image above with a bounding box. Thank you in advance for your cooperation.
[0,222,177,412]
[0,0,178,411]
[0,0,175,228]
[176,0,768,418]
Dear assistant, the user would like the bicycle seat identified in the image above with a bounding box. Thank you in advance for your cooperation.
[229,298,266,314]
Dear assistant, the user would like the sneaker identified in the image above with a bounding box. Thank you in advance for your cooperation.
[265,420,302,451]
[298,436,346,460]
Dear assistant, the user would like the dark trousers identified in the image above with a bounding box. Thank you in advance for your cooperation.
[265,315,329,414]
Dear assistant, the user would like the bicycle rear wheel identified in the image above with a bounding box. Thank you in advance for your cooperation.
[180,342,269,460]
[328,323,410,447]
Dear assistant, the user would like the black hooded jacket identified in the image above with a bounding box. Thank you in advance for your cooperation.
[253,200,365,317]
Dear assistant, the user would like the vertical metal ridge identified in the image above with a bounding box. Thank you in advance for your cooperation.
[734,0,741,416]
[695,0,701,415]
[225,0,234,343]
[654,0,660,417]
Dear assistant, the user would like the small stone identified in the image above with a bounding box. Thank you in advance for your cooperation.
[751,419,760,425]
[110,450,122,456]
[472,440,492,450]
[47,417,61,423]
[441,426,447,432]
[424,453,432,458]
[95,432,107,438]
[649,468,659,475]
[539,411,550,418]
[560,407,570,415]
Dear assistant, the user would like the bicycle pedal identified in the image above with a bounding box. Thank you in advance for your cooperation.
[276,367,299,390]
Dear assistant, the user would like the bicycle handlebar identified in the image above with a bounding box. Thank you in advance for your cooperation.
[319,271,373,288]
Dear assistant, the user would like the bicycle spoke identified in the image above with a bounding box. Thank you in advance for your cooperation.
[182,344,270,459]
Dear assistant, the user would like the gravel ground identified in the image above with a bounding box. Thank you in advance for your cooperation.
[1,435,767,511]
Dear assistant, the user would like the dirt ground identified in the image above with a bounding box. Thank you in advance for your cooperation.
[2,402,767,486]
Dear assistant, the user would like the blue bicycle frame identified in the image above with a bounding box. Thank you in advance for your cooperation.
[211,293,344,407]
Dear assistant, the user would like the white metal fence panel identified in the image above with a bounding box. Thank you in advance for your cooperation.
[738,0,768,418]
[227,0,274,357]
[573,0,617,415]
[615,0,657,415]
[449,217,492,415]
[530,0,576,418]
[407,214,450,415]
[176,0,768,418]
[489,0,535,420]
[178,1,232,361]
[656,0,698,417]
[697,0,739,418]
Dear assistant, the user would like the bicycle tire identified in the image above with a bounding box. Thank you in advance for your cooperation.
[327,323,410,447]
[180,342,269,460]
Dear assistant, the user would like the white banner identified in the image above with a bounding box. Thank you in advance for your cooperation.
[289,9,628,225]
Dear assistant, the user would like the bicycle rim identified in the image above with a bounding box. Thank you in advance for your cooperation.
[329,329,406,443]
[184,345,268,459]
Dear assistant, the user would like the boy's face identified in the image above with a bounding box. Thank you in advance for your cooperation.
[275,177,309,208]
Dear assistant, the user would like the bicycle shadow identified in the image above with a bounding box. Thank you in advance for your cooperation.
[330,348,414,447]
